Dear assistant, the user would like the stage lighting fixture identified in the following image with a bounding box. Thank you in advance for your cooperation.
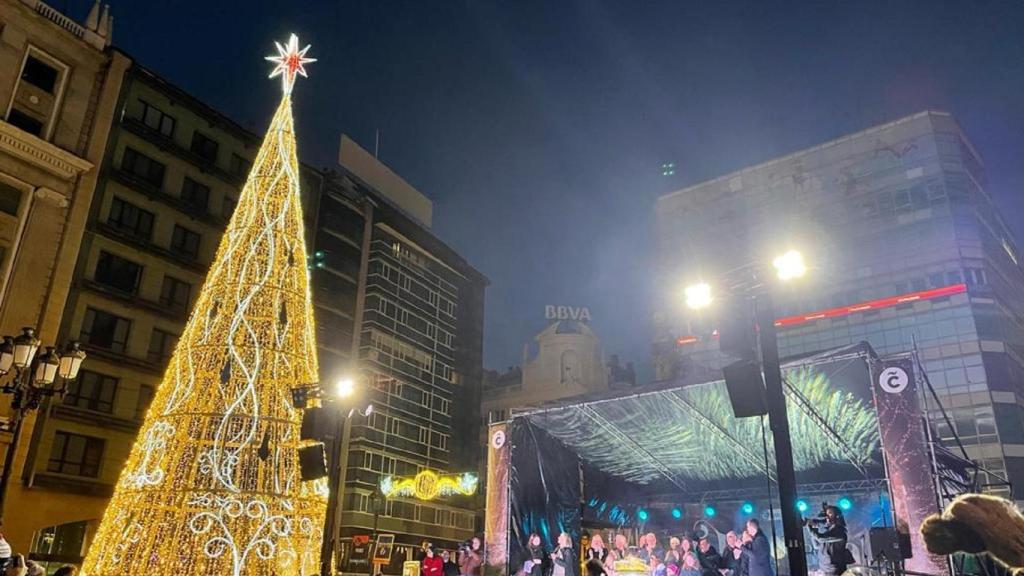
[684,283,713,310]
[773,249,807,281]
[637,509,649,521]
[703,505,716,517]
[672,508,682,519]
[838,497,853,511]
[741,502,755,514]
[796,500,809,513]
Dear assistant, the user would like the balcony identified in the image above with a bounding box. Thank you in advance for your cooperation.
[122,116,245,188]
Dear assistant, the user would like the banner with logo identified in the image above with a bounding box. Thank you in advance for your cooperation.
[484,423,510,576]
[872,357,948,576]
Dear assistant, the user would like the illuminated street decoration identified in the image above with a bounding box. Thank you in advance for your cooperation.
[81,35,325,576]
[380,470,479,500]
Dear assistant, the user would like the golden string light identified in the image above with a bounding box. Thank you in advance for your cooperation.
[379,470,479,501]
[81,35,326,576]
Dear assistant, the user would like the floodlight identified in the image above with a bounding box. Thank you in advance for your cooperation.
[838,497,852,511]
[773,250,806,281]
[703,505,716,517]
[685,283,713,310]
[637,508,649,521]
[796,500,809,513]
[741,502,755,514]
[335,377,355,398]
[671,508,682,519]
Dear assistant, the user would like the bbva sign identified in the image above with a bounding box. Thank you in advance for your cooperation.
[545,305,592,322]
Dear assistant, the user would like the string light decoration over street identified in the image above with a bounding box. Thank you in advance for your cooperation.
[81,36,324,576]
[266,33,316,94]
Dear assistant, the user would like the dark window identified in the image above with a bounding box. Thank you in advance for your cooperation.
[180,177,210,212]
[147,329,178,365]
[230,153,250,177]
[6,108,43,136]
[122,147,166,188]
[94,251,142,294]
[190,131,219,163]
[170,225,201,261]
[62,370,118,413]
[80,307,130,353]
[222,195,237,219]
[0,181,23,216]
[135,385,154,420]
[140,100,175,137]
[47,432,104,477]
[108,197,155,241]
[159,275,191,310]
[21,56,58,93]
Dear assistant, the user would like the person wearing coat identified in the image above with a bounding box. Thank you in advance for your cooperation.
[552,533,578,576]
[423,545,444,576]
[527,533,549,576]
[808,506,853,576]
[740,519,772,576]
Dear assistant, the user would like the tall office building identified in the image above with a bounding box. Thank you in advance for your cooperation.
[312,136,487,559]
[654,111,1024,501]
[0,0,128,558]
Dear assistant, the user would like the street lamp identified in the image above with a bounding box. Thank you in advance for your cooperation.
[0,328,86,518]
[681,250,809,576]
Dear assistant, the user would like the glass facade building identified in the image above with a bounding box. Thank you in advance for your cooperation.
[654,111,1024,500]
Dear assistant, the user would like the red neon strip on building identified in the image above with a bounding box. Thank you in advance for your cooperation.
[675,284,967,345]
[774,283,967,327]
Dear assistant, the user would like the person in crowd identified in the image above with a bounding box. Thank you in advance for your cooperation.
[551,533,578,576]
[459,537,483,576]
[586,534,609,576]
[611,534,629,563]
[526,533,548,576]
[696,538,721,576]
[650,555,666,576]
[664,537,681,570]
[739,519,771,576]
[443,551,460,576]
[666,562,680,576]
[22,562,41,576]
[680,552,702,576]
[680,538,693,557]
[51,568,75,576]
[0,520,10,570]
[806,506,852,576]
[720,532,739,576]
[641,533,663,564]
[3,555,24,576]
[423,544,444,576]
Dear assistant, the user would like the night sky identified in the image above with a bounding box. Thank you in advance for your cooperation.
[95,0,1024,381]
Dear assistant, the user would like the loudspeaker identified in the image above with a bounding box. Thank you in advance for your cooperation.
[301,407,335,441]
[718,297,757,360]
[298,443,328,481]
[869,527,909,561]
[723,360,767,417]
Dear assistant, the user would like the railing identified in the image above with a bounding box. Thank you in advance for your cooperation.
[25,0,85,38]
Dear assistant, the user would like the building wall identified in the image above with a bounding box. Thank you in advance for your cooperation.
[654,110,1024,501]
[0,0,126,557]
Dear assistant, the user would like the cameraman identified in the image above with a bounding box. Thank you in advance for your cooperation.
[458,537,483,576]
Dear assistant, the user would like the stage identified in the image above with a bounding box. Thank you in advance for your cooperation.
[484,343,971,576]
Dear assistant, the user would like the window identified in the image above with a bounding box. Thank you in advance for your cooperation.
[47,432,104,477]
[80,308,130,353]
[21,56,58,93]
[0,181,23,217]
[108,197,155,241]
[147,329,178,364]
[6,108,43,136]
[121,147,166,188]
[159,275,192,310]
[135,385,154,420]
[222,195,237,219]
[94,251,142,294]
[170,225,201,261]
[62,370,118,413]
[139,100,175,137]
[180,177,210,212]
[230,153,250,177]
[31,520,88,565]
[190,131,219,163]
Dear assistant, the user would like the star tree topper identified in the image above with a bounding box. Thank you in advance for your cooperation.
[266,33,316,94]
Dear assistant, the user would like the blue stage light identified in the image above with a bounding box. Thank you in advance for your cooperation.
[672,508,682,519]
[796,500,809,513]
[638,509,649,521]
[741,502,755,514]
[838,497,853,511]
[704,505,716,517]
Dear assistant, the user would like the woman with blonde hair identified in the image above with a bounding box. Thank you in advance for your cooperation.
[586,534,609,576]
[552,533,578,576]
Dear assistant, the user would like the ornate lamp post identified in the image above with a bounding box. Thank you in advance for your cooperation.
[0,329,86,517]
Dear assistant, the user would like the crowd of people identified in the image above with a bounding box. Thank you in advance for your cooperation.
[0,526,75,576]
[420,536,482,576]
[519,505,852,576]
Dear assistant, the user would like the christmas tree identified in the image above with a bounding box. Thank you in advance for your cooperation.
[82,35,325,576]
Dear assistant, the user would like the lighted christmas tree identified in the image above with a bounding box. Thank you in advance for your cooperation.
[82,35,325,576]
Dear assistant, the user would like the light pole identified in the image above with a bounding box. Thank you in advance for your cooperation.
[318,375,373,576]
[0,329,86,518]
[685,250,808,576]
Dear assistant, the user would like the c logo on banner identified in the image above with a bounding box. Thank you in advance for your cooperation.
[491,430,506,449]
[879,367,909,394]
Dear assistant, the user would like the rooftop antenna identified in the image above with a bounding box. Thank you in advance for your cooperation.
[374,128,380,159]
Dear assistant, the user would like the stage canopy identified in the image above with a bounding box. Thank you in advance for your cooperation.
[512,343,886,494]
